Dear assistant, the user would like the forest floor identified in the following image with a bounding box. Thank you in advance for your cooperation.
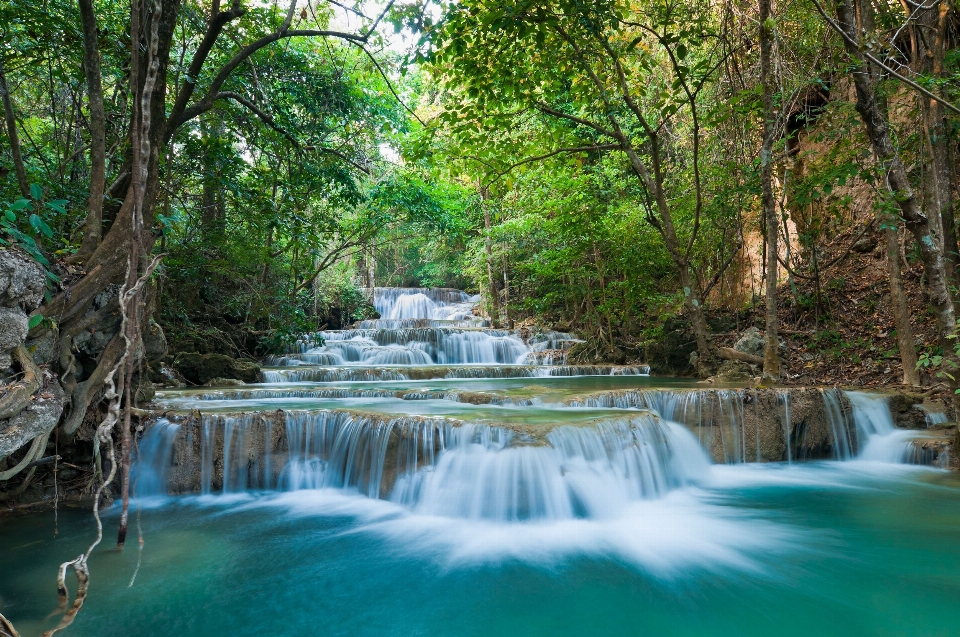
[711,224,944,397]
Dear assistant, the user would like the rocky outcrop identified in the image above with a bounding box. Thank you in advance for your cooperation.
[173,352,260,385]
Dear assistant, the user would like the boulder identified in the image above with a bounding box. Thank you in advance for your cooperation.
[733,326,788,362]
[733,327,765,358]
[173,352,260,385]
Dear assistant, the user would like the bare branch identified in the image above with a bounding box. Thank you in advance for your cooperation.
[809,0,960,116]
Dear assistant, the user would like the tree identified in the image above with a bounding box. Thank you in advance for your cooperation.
[431,0,745,370]
[760,0,780,380]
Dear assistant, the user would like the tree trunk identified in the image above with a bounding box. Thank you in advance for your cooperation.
[76,0,107,259]
[760,0,780,381]
[885,225,920,385]
[481,187,500,327]
[835,0,958,401]
[367,239,376,290]
[0,61,30,199]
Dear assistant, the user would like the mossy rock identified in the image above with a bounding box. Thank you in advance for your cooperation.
[173,352,260,385]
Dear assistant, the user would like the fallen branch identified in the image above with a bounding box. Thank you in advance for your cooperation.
[717,347,764,365]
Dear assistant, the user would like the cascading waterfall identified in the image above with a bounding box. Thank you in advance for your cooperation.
[131,418,181,498]
[157,409,710,521]
[372,287,481,321]
[138,287,948,522]
[561,387,941,466]
[269,289,646,373]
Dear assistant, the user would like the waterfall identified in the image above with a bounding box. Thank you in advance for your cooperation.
[262,365,648,383]
[131,418,181,498]
[283,328,531,366]
[187,410,709,520]
[396,417,710,522]
[371,287,481,321]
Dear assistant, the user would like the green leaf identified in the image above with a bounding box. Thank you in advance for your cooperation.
[28,314,43,329]
[30,183,42,200]
[10,199,30,212]
[29,214,53,238]
[46,200,68,214]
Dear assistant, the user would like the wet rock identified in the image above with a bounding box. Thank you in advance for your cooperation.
[136,379,157,403]
[709,360,756,383]
[204,378,246,387]
[174,352,260,385]
[885,392,929,429]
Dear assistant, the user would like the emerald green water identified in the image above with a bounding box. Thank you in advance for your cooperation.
[3,463,959,636]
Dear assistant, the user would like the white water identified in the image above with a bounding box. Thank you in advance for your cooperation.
[372,287,481,321]
[137,289,943,520]
[131,418,180,498]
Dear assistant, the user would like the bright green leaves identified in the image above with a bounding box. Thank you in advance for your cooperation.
[0,186,66,268]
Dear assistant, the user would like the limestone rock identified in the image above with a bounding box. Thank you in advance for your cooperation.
[0,306,28,369]
[25,324,60,366]
[733,327,765,358]
[0,248,45,310]
[0,375,64,461]
[733,326,787,362]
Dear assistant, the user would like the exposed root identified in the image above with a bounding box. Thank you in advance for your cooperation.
[0,612,21,637]
[40,361,124,637]
[0,430,50,481]
[0,346,41,420]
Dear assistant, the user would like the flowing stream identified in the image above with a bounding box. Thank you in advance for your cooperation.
[2,287,957,636]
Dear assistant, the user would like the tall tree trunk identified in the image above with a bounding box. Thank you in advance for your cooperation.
[835,0,958,401]
[760,0,780,381]
[885,225,920,385]
[367,239,376,290]
[481,186,500,327]
[76,0,107,259]
[0,61,30,199]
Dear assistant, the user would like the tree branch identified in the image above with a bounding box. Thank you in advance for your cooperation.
[810,0,960,116]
